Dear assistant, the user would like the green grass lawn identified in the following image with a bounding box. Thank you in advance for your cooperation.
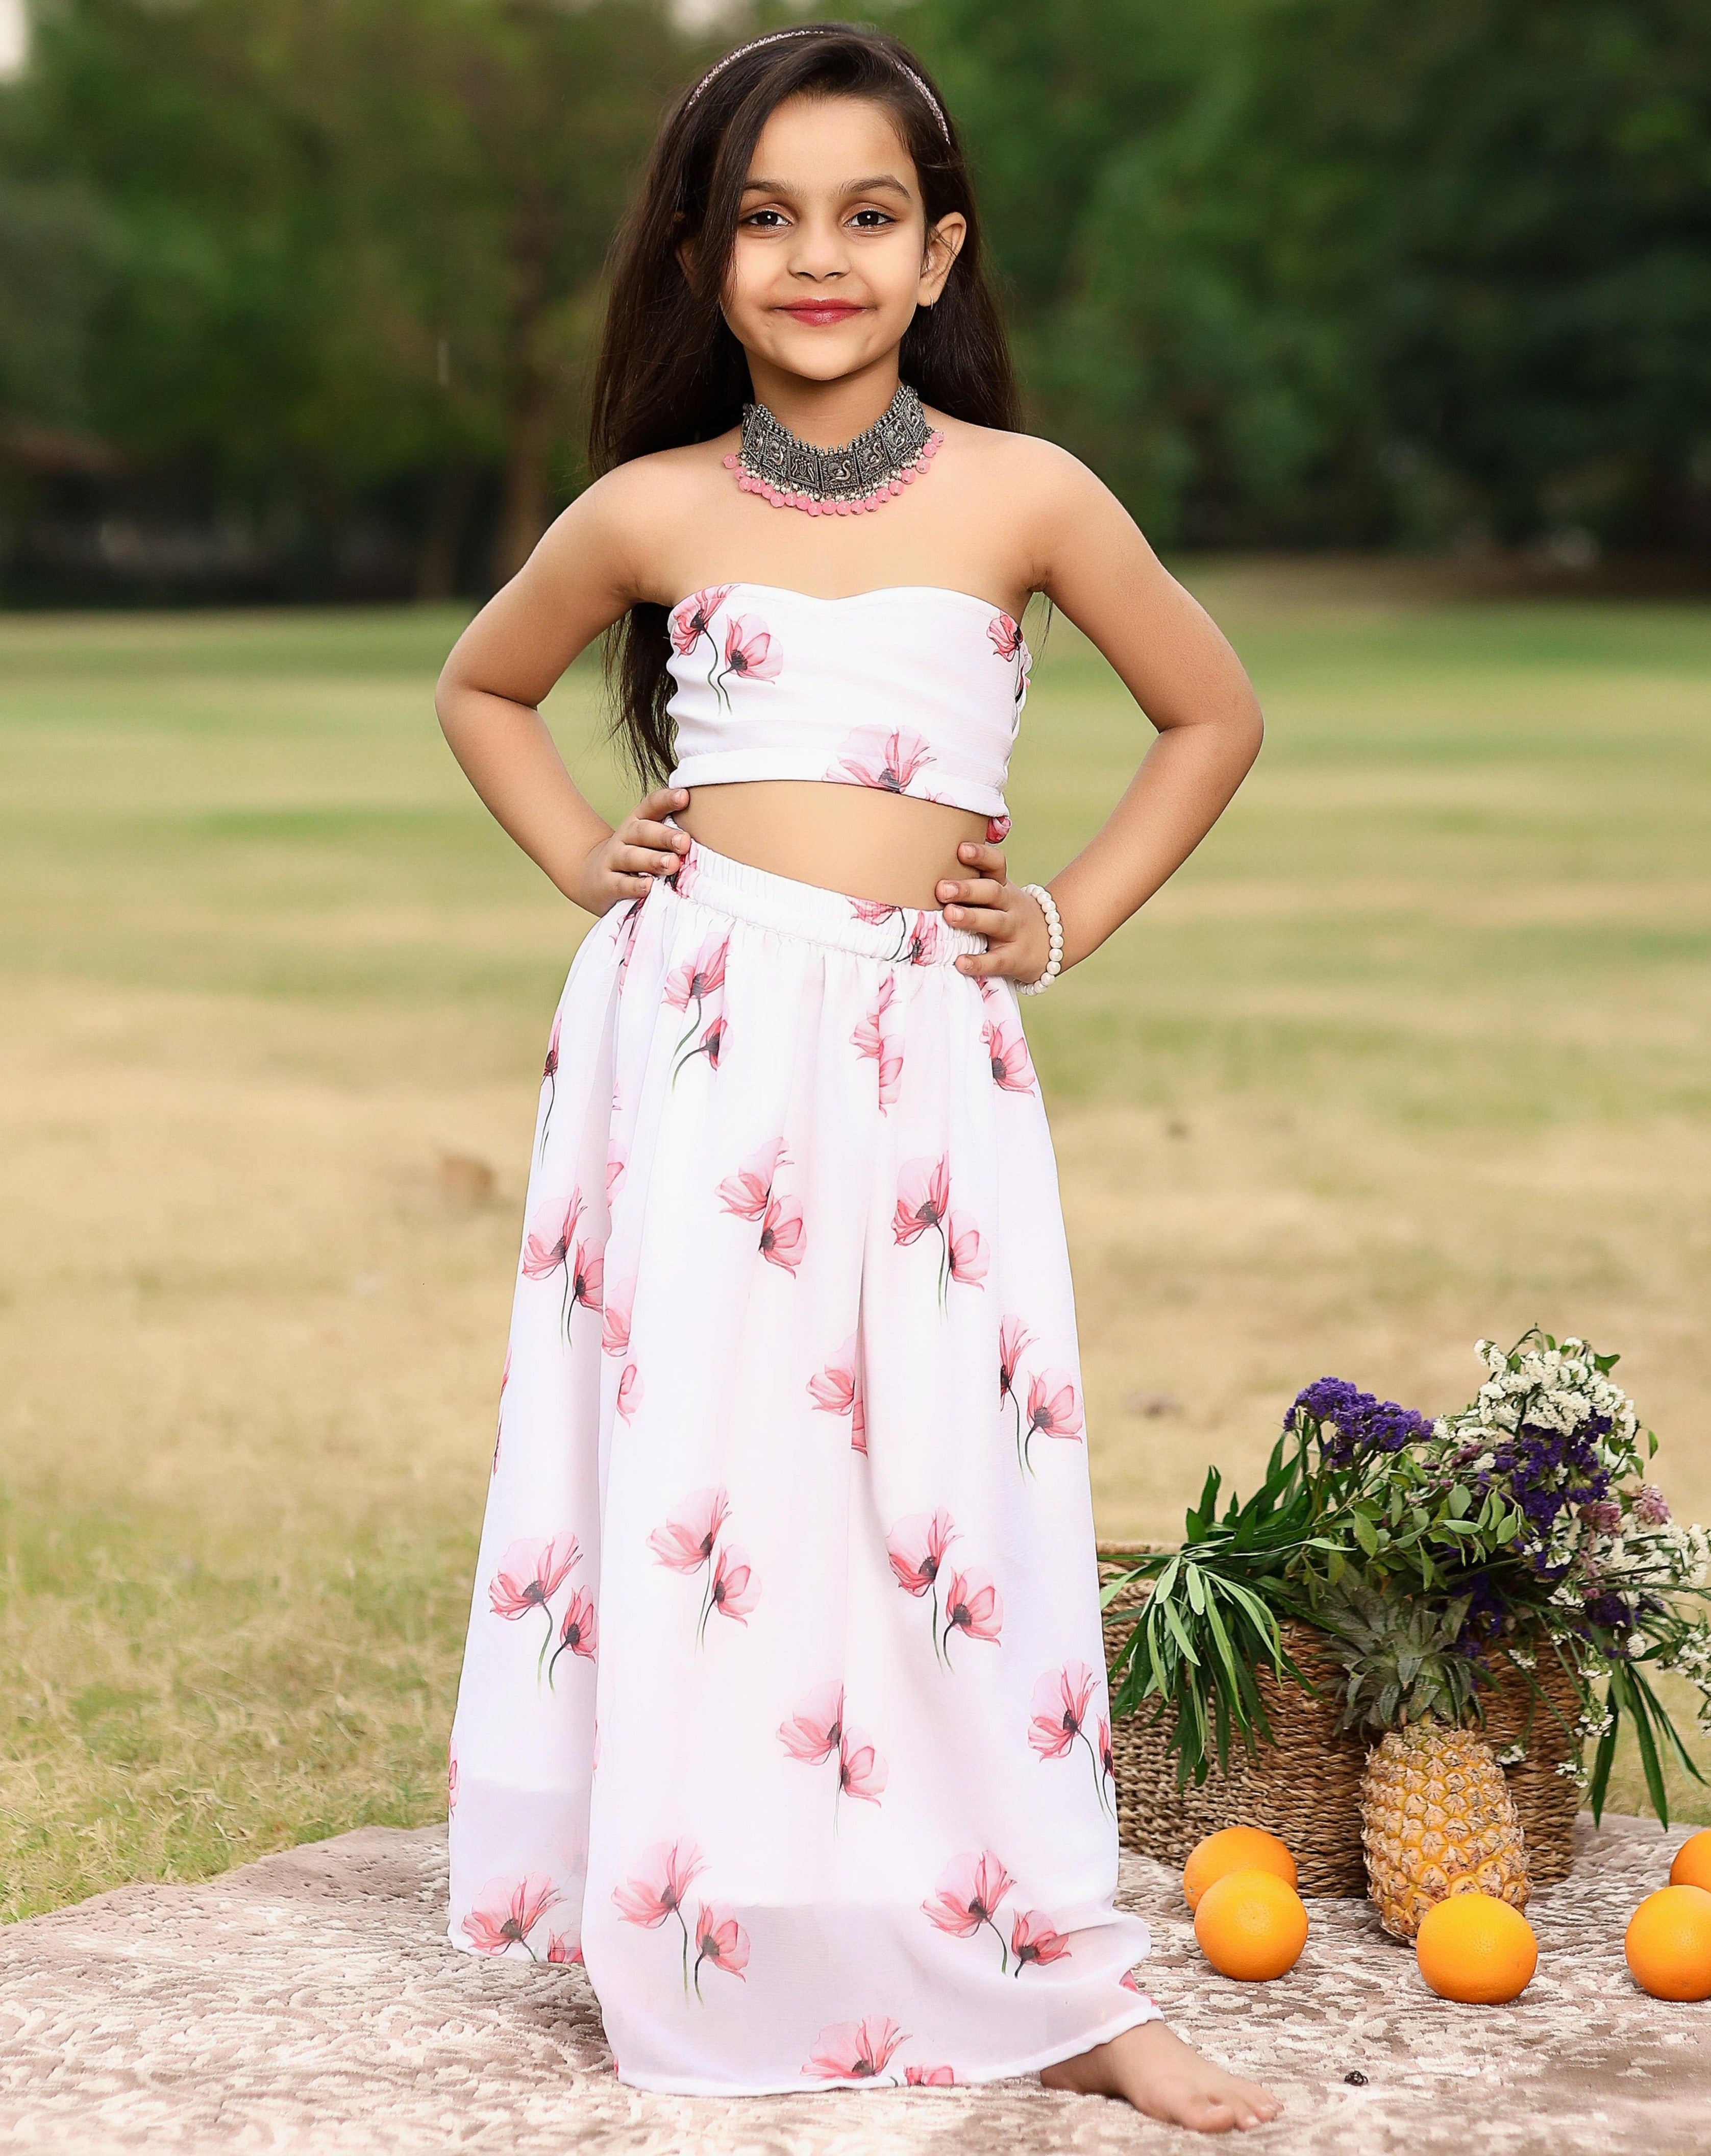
[3,561,1708,1921]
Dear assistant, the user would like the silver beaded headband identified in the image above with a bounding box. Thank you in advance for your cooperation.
[679,27,953,146]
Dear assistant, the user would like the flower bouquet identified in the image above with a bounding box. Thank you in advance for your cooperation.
[1101,1332,1711,1932]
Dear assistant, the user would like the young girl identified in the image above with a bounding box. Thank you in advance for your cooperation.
[436,22,1274,2134]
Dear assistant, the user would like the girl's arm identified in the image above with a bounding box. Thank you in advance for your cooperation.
[435,469,690,914]
[1026,446,1264,970]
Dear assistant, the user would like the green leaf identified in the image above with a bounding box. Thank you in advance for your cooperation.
[1353,1511,1380,1557]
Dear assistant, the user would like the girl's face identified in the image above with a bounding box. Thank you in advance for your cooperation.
[718,93,965,390]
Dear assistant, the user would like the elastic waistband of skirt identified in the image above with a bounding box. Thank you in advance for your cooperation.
[660,818,985,966]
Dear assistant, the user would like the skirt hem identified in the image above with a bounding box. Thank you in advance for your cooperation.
[609,1999,1166,2097]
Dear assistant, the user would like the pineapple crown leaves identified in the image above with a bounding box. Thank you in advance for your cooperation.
[1317,1582,1484,1735]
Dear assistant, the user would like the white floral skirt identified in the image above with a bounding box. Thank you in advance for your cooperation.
[445,828,1159,2095]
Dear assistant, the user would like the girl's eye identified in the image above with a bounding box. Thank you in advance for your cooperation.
[741,209,790,230]
[849,209,896,230]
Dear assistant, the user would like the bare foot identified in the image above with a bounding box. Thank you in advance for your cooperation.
[1042,2019,1281,2133]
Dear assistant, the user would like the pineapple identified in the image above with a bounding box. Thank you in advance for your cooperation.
[1320,1587,1530,1941]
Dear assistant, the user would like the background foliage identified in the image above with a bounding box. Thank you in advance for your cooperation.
[2,0,1710,592]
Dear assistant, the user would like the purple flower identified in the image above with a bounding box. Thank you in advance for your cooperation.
[1288,1378,1435,1468]
[1634,1484,1671,1527]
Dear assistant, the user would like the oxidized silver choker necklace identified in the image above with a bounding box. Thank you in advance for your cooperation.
[723,381,944,517]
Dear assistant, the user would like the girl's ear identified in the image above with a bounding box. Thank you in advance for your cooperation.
[917,213,968,308]
[676,236,696,286]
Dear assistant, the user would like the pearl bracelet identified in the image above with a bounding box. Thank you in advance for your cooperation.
[1018,882,1063,993]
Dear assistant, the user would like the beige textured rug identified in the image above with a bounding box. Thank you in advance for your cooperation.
[1,1817,1704,2153]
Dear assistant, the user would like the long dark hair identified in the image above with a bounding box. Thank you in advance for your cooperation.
[589,21,1020,787]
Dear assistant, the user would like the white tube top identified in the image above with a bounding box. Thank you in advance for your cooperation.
[663,583,1031,838]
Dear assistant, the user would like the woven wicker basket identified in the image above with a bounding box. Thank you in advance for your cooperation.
[1098,1547,1582,1894]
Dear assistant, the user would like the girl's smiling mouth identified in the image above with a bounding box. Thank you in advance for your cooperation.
[778,300,865,324]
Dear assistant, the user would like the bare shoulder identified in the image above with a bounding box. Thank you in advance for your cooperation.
[932,416,1107,508]
[532,438,735,604]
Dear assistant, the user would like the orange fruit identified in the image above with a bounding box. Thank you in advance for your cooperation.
[1414,1891,1538,2004]
[1668,1831,1711,1894]
[1181,1825,1298,1913]
[1625,1885,1711,2001]
[1193,1866,1309,1981]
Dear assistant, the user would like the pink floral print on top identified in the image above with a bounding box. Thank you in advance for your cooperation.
[987,613,1032,707]
[713,615,782,710]
[828,724,935,794]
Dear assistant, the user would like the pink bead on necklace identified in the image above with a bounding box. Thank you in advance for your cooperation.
[723,380,944,517]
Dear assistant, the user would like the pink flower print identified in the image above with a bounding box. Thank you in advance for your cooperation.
[1097,1714,1115,1798]
[522,1189,579,1278]
[666,930,730,1084]
[830,724,935,794]
[986,813,1011,843]
[757,1192,806,1272]
[613,892,646,982]
[778,1681,886,1815]
[662,933,728,1012]
[678,1012,726,1079]
[1119,1968,1154,2002]
[713,614,782,708]
[808,1335,866,1453]
[602,1280,633,1358]
[545,1930,583,1966]
[616,1359,643,1422]
[987,613,1025,663]
[690,1902,751,1997]
[893,1155,973,1311]
[923,1850,1016,1971]
[850,896,904,925]
[706,1542,759,1632]
[1023,1368,1084,1468]
[522,1186,587,1335]
[851,972,903,1111]
[612,1837,708,1996]
[940,1566,1003,1664]
[806,2015,909,2082]
[538,1011,561,1159]
[899,911,940,967]
[987,613,1031,706]
[492,1345,510,1476]
[906,2064,957,2087]
[606,1146,626,1205]
[839,1726,888,1806]
[716,1136,789,1220]
[648,1487,730,1574]
[547,1587,598,1686]
[982,1016,1036,1093]
[462,1873,562,1959]
[568,1236,603,1316]
[998,1314,1035,1469]
[886,1509,958,1664]
[1029,1661,1112,1813]
[1011,1908,1072,1974]
[489,1531,581,1677]
[892,1154,950,1246]
[778,1680,845,1766]
[447,1732,458,1816]
[669,585,733,658]
[946,1213,987,1288]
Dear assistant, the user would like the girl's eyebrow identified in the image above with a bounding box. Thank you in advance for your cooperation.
[740,174,915,199]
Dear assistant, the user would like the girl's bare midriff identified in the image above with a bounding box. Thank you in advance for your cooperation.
[671,777,991,912]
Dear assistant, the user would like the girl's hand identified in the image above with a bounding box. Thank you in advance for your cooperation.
[936,840,1054,984]
[578,786,691,912]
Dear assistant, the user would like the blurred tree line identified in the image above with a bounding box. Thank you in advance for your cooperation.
[1,0,1708,601]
